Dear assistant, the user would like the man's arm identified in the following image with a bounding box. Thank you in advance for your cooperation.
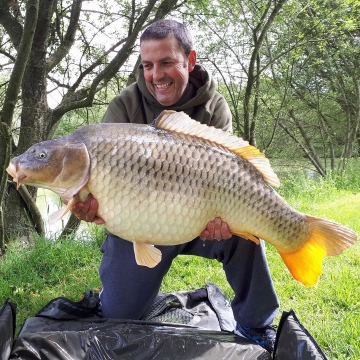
[208,94,233,132]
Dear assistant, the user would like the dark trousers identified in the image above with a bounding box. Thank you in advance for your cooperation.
[99,234,279,328]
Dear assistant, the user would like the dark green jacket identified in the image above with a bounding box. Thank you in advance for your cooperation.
[102,64,232,132]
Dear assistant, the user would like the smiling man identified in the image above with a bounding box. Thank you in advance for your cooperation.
[140,35,196,106]
[71,19,279,353]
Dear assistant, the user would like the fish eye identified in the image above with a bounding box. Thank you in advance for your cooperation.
[38,152,47,159]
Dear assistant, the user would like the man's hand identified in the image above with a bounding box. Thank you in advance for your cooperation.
[70,194,105,225]
[200,217,232,240]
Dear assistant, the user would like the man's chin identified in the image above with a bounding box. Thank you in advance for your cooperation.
[156,96,176,107]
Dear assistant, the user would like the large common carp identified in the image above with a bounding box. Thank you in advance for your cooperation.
[6,111,357,286]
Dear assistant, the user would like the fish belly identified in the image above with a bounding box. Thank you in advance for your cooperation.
[86,129,308,248]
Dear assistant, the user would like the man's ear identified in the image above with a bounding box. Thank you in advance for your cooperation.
[187,49,197,71]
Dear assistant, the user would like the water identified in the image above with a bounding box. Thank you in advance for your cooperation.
[272,159,321,182]
[36,189,71,237]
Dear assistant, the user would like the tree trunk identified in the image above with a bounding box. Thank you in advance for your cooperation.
[3,0,55,242]
[0,0,40,246]
[243,0,286,144]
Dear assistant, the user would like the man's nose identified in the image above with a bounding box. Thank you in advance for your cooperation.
[152,64,164,81]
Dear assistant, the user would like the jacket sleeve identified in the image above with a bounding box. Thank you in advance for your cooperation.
[102,95,130,124]
[208,94,233,133]
[101,84,144,124]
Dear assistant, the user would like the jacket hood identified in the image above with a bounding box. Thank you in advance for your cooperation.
[137,64,217,111]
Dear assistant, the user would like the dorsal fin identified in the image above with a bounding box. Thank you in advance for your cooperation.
[155,110,280,188]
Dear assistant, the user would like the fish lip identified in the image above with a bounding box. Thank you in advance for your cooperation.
[5,163,16,178]
[6,163,26,190]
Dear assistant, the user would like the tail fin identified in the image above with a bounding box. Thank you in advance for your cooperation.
[278,216,358,287]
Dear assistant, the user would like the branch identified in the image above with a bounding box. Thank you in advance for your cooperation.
[69,38,127,92]
[0,0,23,49]
[46,0,83,73]
[1,0,39,127]
[47,74,71,90]
[278,120,326,177]
[128,0,136,36]
[0,48,16,62]
[289,110,326,176]
[126,55,141,86]
[51,0,159,124]
[243,0,286,142]
[17,183,45,236]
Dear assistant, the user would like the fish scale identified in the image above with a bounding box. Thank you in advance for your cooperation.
[86,134,217,245]
[84,126,304,248]
[6,110,357,286]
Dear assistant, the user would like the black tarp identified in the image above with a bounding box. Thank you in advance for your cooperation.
[10,317,271,359]
[0,300,16,360]
[274,310,328,360]
[1,284,329,360]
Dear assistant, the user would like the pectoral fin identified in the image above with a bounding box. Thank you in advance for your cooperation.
[133,242,162,268]
[49,202,73,223]
[49,208,69,223]
[49,195,81,223]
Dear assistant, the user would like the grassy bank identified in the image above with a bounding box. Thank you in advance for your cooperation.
[1,170,359,359]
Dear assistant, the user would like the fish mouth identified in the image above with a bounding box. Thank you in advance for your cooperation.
[6,163,27,189]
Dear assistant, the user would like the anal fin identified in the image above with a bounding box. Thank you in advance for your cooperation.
[234,231,260,245]
[134,242,162,268]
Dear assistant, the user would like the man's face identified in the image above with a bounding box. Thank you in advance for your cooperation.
[140,35,196,106]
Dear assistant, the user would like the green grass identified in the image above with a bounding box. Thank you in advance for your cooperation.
[0,228,103,327]
[1,170,360,359]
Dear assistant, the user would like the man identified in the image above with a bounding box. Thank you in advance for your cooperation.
[72,19,279,352]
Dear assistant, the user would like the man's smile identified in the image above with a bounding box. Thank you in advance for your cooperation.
[154,82,172,89]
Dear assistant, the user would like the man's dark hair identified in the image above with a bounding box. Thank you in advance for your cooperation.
[140,19,193,57]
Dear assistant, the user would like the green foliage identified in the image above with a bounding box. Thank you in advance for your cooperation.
[54,106,106,137]
[277,158,360,201]
[186,0,360,170]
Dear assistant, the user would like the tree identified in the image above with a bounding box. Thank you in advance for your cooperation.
[189,0,360,175]
[0,0,186,246]
[262,0,360,174]
[185,0,286,145]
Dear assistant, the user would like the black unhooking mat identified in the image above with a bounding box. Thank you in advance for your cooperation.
[1,283,328,360]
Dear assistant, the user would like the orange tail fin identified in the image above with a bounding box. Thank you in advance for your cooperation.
[278,216,357,287]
